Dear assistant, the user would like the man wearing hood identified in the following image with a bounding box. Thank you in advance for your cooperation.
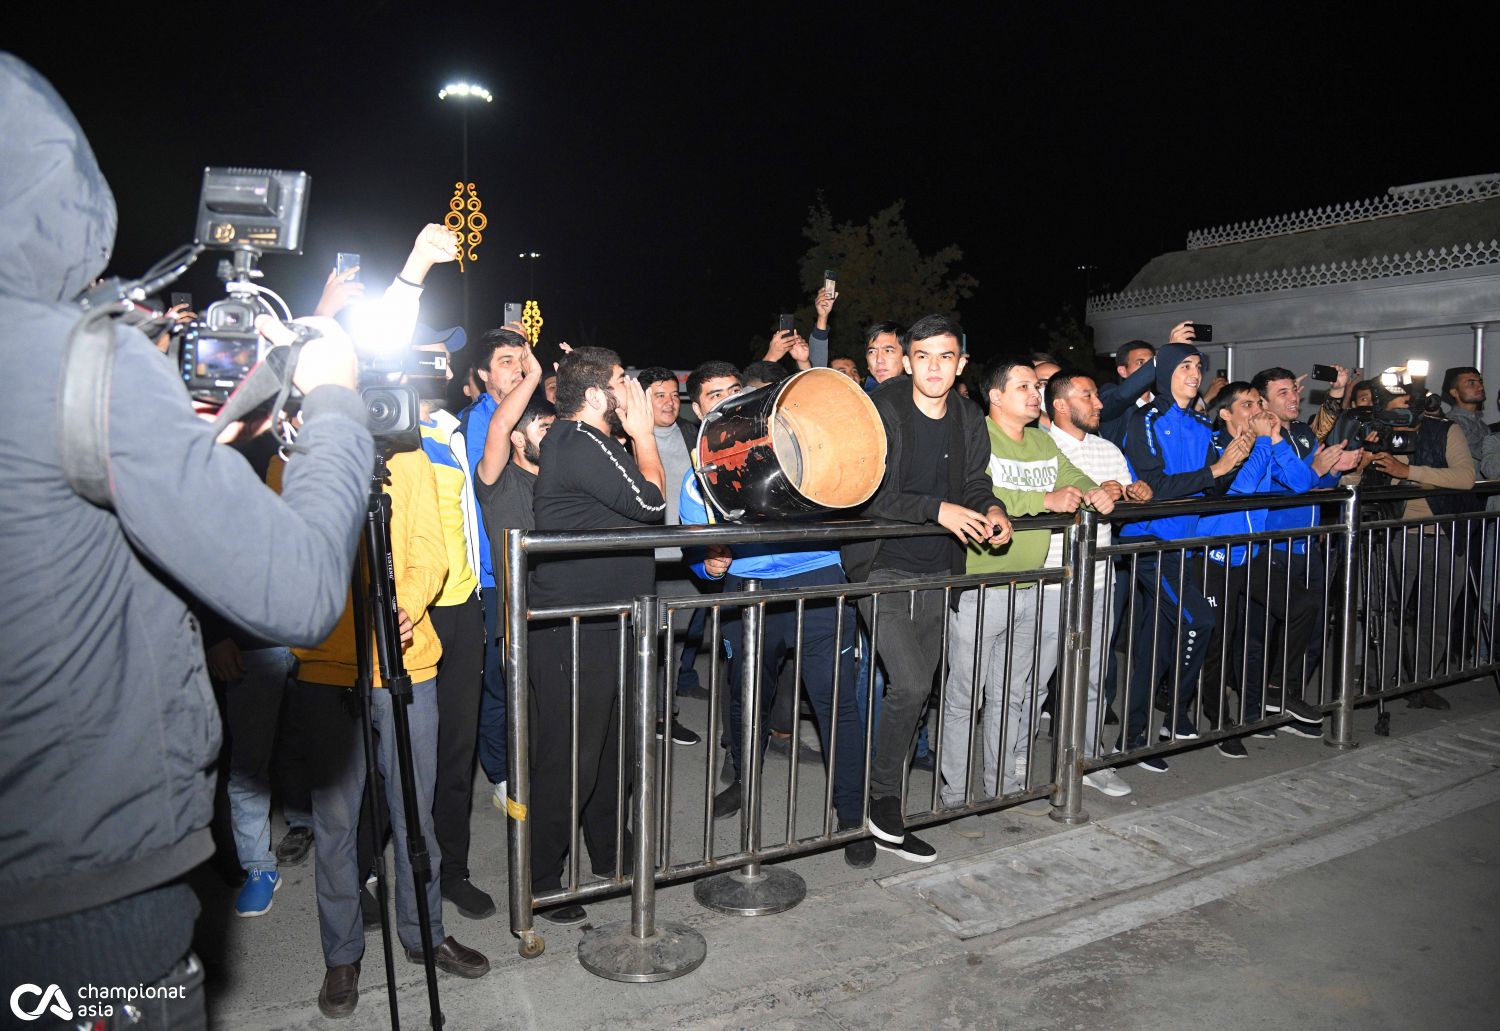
[0,55,373,1020]
[1118,342,1249,771]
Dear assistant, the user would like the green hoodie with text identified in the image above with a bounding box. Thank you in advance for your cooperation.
[967,420,1096,577]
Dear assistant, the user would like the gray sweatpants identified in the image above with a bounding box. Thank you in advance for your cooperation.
[940,581,1097,806]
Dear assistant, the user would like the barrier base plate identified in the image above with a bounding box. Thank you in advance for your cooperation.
[693,865,806,916]
[577,922,707,983]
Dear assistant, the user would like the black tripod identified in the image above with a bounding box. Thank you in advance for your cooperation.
[352,450,443,1029]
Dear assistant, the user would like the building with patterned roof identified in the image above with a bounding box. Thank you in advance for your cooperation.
[1086,175,1499,401]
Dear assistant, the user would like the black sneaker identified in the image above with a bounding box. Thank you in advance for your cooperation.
[1265,688,1322,724]
[274,826,313,866]
[656,718,701,746]
[1216,737,1248,759]
[866,796,905,845]
[1277,721,1323,739]
[1157,712,1199,740]
[713,781,742,819]
[1250,727,1277,739]
[442,878,496,920]
[875,830,937,864]
[1137,755,1170,774]
[537,903,588,926]
[838,818,875,868]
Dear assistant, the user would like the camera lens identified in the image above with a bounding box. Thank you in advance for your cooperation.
[365,390,397,431]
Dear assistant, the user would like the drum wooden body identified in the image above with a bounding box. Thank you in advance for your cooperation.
[694,367,887,521]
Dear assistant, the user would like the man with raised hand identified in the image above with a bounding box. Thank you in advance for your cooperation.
[1118,341,1249,772]
[454,327,533,811]
[940,359,1113,816]
[527,346,666,925]
[843,315,1012,863]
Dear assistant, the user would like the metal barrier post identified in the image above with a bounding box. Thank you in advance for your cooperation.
[579,595,708,982]
[1328,490,1360,750]
[695,579,807,915]
[504,529,545,959]
[1051,509,1095,825]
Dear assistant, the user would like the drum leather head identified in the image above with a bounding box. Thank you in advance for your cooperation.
[770,368,887,508]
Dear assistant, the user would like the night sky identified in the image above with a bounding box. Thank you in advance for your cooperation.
[9,5,1496,370]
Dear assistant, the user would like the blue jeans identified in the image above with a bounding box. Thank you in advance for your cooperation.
[225,647,308,874]
[478,588,507,784]
[302,678,445,967]
[721,566,866,824]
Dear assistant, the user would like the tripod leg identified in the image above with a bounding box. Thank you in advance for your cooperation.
[353,562,402,1031]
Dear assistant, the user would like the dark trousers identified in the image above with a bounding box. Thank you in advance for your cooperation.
[1245,547,1326,700]
[430,594,484,887]
[856,567,947,801]
[478,588,508,784]
[1199,552,1319,724]
[528,624,630,893]
[720,566,866,825]
[1122,551,1216,746]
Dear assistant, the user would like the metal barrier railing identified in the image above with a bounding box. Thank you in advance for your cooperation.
[502,481,1500,974]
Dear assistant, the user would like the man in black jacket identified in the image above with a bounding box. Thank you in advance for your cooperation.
[0,55,373,1021]
[843,314,1011,863]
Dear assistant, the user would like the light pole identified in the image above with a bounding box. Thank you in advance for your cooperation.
[438,81,492,331]
[518,252,541,298]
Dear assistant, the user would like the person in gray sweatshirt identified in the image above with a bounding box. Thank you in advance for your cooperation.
[0,54,373,1022]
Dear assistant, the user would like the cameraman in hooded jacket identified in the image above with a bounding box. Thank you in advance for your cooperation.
[0,55,374,1024]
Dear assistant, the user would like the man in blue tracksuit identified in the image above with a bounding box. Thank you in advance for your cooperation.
[677,365,871,868]
[1196,383,1327,758]
[1119,343,1249,771]
[1249,366,1361,703]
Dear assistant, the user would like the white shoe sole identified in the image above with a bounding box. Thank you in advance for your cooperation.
[865,817,905,845]
[1083,774,1133,797]
[235,875,281,918]
[874,840,937,863]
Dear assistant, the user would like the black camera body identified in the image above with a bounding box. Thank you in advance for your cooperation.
[1329,406,1419,455]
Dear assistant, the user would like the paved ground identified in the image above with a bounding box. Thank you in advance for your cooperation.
[197,674,1500,1030]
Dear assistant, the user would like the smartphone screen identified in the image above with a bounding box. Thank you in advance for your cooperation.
[823,268,837,296]
[336,252,360,281]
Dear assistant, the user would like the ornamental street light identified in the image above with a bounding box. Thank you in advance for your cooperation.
[438,81,492,332]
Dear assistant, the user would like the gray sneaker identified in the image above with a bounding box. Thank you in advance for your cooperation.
[1083,768,1133,796]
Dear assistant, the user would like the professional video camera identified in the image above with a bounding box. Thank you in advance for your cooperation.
[1328,406,1419,455]
[1326,358,1442,456]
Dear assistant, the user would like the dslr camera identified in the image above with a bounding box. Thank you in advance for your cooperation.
[176,167,310,405]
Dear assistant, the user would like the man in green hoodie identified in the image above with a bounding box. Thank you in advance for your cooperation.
[940,359,1114,813]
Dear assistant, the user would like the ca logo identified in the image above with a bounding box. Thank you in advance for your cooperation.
[9,984,73,1022]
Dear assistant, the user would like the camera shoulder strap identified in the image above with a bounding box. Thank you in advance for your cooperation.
[57,305,124,509]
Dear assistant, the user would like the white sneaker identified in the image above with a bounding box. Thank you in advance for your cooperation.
[491,781,508,811]
[1083,768,1132,797]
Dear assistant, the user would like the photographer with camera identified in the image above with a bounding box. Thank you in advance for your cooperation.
[1358,382,1476,707]
[0,56,375,1022]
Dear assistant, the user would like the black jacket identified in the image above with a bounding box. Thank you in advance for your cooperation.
[0,56,374,926]
[841,375,1002,583]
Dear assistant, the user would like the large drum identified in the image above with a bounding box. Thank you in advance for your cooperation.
[695,367,888,521]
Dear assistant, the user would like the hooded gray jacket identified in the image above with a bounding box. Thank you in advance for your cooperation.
[0,55,374,925]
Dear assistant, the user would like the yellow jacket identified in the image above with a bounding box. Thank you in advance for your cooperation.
[289,449,448,687]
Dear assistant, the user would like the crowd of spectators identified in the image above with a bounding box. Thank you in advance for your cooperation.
[4,53,1496,1025]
